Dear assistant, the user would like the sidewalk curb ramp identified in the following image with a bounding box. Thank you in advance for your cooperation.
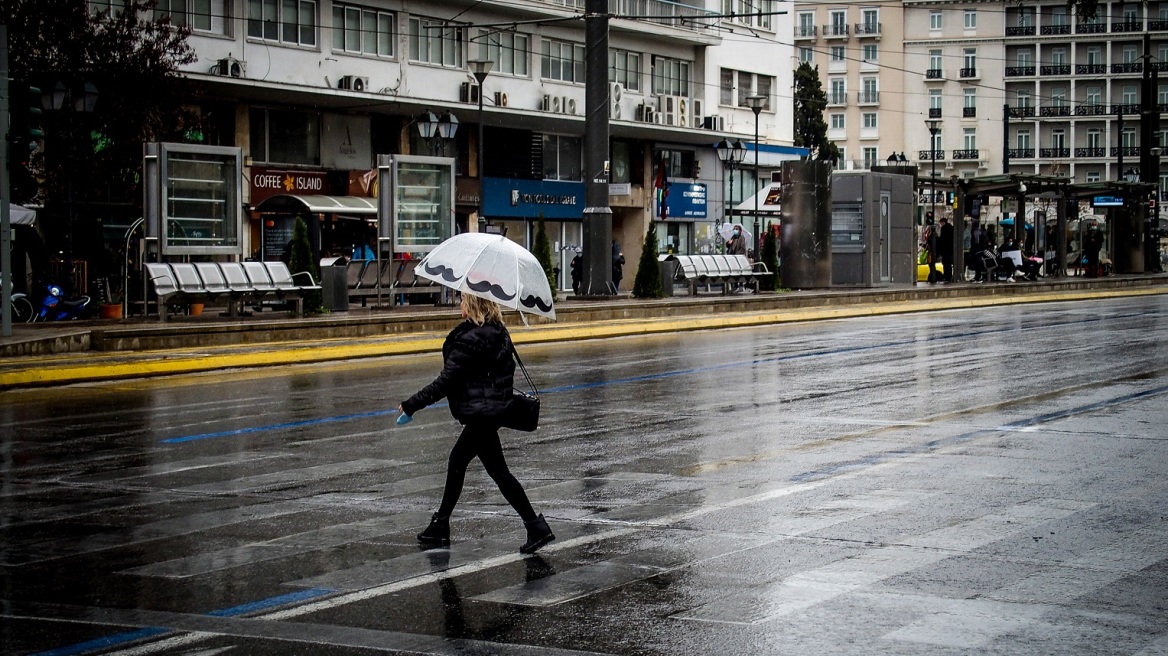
[1,277,1165,390]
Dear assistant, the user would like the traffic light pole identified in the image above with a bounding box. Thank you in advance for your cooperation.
[1,26,13,338]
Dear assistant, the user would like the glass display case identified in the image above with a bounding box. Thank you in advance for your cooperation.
[390,155,454,255]
[159,143,242,255]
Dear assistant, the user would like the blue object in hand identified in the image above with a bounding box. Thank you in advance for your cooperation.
[396,412,413,426]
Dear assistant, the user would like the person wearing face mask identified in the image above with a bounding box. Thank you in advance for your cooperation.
[726,224,747,256]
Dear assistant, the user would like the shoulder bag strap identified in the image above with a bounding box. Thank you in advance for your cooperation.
[510,343,538,395]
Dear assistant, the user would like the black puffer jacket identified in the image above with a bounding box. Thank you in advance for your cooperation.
[401,320,515,423]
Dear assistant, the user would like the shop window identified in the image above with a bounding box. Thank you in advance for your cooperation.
[249,108,320,166]
[542,134,582,181]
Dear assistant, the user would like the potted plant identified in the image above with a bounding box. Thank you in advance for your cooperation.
[98,277,124,320]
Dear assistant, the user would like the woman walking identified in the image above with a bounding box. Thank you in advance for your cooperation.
[398,294,554,554]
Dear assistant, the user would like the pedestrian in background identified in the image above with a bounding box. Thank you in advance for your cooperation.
[970,219,990,282]
[921,213,939,284]
[725,224,747,256]
[570,250,582,295]
[611,240,625,291]
[399,293,555,555]
[938,216,954,283]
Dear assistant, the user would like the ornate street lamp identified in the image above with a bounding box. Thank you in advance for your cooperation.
[468,59,493,231]
[747,95,766,259]
[715,138,747,252]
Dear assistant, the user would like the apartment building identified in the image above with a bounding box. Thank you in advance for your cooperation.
[793,2,906,171]
[144,0,795,287]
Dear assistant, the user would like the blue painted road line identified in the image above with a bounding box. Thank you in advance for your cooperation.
[28,627,170,656]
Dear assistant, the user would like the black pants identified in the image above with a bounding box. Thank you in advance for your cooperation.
[437,422,537,523]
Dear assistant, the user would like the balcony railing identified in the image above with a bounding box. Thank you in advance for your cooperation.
[952,149,979,160]
[963,106,977,117]
[1040,24,1072,35]
[828,93,847,105]
[1111,62,1143,74]
[1076,64,1106,75]
[1040,148,1070,158]
[1007,106,1035,118]
[925,68,944,79]
[855,22,881,37]
[824,24,849,38]
[857,91,880,104]
[1075,104,1108,116]
[1111,146,1141,157]
[1076,21,1107,33]
[1005,66,1036,77]
[928,107,942,118]
[1161,103,1168,113]
[1041,65,1071,76]
[1154,62,1168,72]
[918,150,942,161]
[1040,106,1071,117]
[1008,148,1035,159]
[1111,103,1140,115]
[795,24,817,38]
[602,0,719,31]
[1151,19,1168,30]
[1005,25,1036,36]
[1075,147,1106,157]
[959,67,978,78]
[1111,20,1144,32]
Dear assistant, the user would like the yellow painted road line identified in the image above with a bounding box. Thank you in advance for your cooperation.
[1,286,1164,389]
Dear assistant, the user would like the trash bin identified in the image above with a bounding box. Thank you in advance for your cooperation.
[319,257,349,312]
[658,258,678,297]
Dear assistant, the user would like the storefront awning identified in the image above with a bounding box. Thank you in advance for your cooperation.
[733,184,782,217]
[253,194,377,215]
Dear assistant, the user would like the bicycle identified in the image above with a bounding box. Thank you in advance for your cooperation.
[6,291,35,323]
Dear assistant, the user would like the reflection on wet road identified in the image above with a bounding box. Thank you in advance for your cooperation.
[3,296,1168,655]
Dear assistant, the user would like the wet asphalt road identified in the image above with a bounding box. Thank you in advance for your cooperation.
[2,295,1167,655]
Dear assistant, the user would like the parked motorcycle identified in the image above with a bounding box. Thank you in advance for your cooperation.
[34,285,92,321]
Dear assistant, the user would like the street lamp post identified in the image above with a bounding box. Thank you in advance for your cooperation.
[715,139,747,252]
[42,81,98,296]
[468,59,493,231]
[747,95,766,259]
[926,117,940,224]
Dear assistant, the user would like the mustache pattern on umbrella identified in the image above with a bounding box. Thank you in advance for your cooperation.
[466,278,516,301]
[423,262,460,282]
[520,295,553,313]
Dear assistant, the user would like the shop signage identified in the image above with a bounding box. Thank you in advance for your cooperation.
[656,182,707,219]
[1092,195,1123,207]
[482,178,585,219]
[250,167,328,204]
[609,183,631,196]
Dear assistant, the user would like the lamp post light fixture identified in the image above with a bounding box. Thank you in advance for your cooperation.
[926,117,941,224]
[468,59,493,231]
[715,138,748,253]
[747,95,766,259]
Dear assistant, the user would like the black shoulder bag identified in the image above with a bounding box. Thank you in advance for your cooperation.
[501,344,540,432]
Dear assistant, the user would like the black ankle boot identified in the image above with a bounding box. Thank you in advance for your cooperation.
[520,514,554,554]
[417,513,450,546]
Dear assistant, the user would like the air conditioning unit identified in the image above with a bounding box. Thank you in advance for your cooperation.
[609,82,624,120]
[701,115,725,131]
[658,95,688,127]
[677,97,690,128]
[635,104,655,123]
[542,94,552,111]
[214,57,245,78]
[337,75,368,91]
[692,99,703,128]
[564,97,577,114]
[460,82,481,103]
[551,95,563,113]
[494,91,509,107]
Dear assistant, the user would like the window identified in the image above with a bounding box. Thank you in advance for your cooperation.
[89,0,125,14]
[862,9,878,29]
[1159,44,1168,64]
[830,10,846,32]
[542,134,581,182]
[1051,129,1065,149]
[963,87,976,108]
[542,39,585,82]
[930,130,942,153]
[861,76,877,99]
[798,12,815,35]
[248,0,316,46]
[1087,128,1101,149]
[1052,48,1067,66]
[830,46,845,62]
[156,0,229,34]
[652,56,691,96]
[1160,83,1168,105]
[1122,46,1138,64]
[836,147,846,168]
[1017,129,1030,150]
[862,44,877,63]
[862,146,878,169]
[725,0,773,29]
[963,48,977,70]
[963,9,976,29]
[1122,85,1137,105]
[963,127,977,151]
[1052,88,1067,107]
[862,112,877,128]
[726,70,773,109]
[720,69,734,106]
[1122,5,1138,21]
[930,10,942,30]
[1121,128,1136,148]
[409,17,464,67]
[1017,90,1031,108]
[333,4,394,57]
[609,49,640,90]
[1086,46,1102,65]
[477,30,529,76]
[1086,86,1101,105]
[929,88,942,110]
[249,107,320,165]
[1017,49,1031,67]
[831,113,845,129]
[929,50,942,71]
[830,78,846,103]
[1051,7,1068,26]
[799,47,814,64]
[1086,171,1101,183]
[1018,7,1034,27]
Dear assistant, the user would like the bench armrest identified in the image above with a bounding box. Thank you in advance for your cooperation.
[290,270,319,286]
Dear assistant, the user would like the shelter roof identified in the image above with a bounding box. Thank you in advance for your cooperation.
[253,194,377,215]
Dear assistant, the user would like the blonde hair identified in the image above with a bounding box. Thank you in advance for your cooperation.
[461,294,504,325]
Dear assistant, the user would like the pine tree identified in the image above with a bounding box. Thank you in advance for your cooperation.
[289,216,323,313]
[632,224,663,298]
[533,216,557,301]
[793,62,841,163]
[759,223,780,291]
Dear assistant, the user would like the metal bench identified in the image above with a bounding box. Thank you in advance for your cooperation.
[142,261,322,320]
[665,254,772,295]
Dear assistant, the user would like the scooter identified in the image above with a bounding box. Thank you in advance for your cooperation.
[34,285,92,321]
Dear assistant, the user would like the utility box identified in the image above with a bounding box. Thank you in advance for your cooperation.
[658,258,678,296]
[780,161,834,289]
[319,257,349,311]
[830,172,916,286]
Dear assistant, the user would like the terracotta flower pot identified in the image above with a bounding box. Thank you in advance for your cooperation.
[189,303,204,316]
[99,303,123,320]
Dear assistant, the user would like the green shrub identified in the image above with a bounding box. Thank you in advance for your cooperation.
[632,224,663,298]
[289,216,324,313]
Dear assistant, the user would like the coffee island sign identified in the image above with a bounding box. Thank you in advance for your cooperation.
[249,167,328,205]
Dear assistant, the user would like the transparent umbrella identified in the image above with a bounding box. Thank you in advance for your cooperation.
[414,232,555,321]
